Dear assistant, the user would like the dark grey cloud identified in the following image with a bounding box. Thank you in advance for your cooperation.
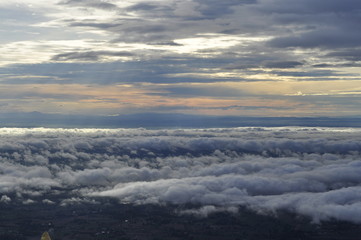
[268,30,361,49]
[222,63,258,70]
[68,18,184,44]
[62,0,252,44]
[125,2,173,13]
[222,59,305,70]
[193,0,256,19]
[69,21,121,29]
[59,0,119,10]
[257,0,361,14]
[0,58,253,85]
[326,49,361,61]
[0,91,90,100]
[0,57,350,88]
[50,0,361,67]
[215,105,293,111]
[260,0,361,50]
[271,69,346,78]
[158,85,247,98]
[262,61,304,69]
[312,62,361,69]
[149,41,183,46]
[109,23,189,43]
[124,24,169,34]
[126,3,160,11]
[51,50,135,61]
[142,105,294,111]
[312,63,334,68]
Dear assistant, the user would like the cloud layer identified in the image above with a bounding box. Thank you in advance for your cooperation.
[1,127,361,223]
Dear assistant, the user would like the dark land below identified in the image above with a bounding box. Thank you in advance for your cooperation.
[1,199,360,240]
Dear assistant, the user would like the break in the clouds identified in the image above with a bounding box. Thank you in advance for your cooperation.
[1,127,361,223]
[0,0,361,118]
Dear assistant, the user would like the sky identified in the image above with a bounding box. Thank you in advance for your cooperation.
[1,0,361,118]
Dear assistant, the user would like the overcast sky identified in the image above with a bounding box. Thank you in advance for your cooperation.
[1,0,361,118]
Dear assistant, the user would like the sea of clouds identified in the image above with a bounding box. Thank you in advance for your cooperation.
[1,127,361,223]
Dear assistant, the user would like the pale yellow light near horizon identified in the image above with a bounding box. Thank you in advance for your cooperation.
[0,78,360,116]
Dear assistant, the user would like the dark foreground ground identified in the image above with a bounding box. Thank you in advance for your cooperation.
[1,199,360,240]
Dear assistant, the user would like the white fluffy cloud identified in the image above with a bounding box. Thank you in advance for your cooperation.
[0,195,11,204]
[1,127,361,223]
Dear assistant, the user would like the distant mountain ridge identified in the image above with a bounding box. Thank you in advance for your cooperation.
[0,112,360,128]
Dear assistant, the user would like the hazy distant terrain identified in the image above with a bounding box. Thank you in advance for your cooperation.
[1,127,361,239]
[1,112,361,128]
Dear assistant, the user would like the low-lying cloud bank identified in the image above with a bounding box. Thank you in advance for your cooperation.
[1,127,361,223]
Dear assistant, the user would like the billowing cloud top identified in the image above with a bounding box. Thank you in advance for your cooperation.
[1,127,361,223]
[0,0,361,118]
